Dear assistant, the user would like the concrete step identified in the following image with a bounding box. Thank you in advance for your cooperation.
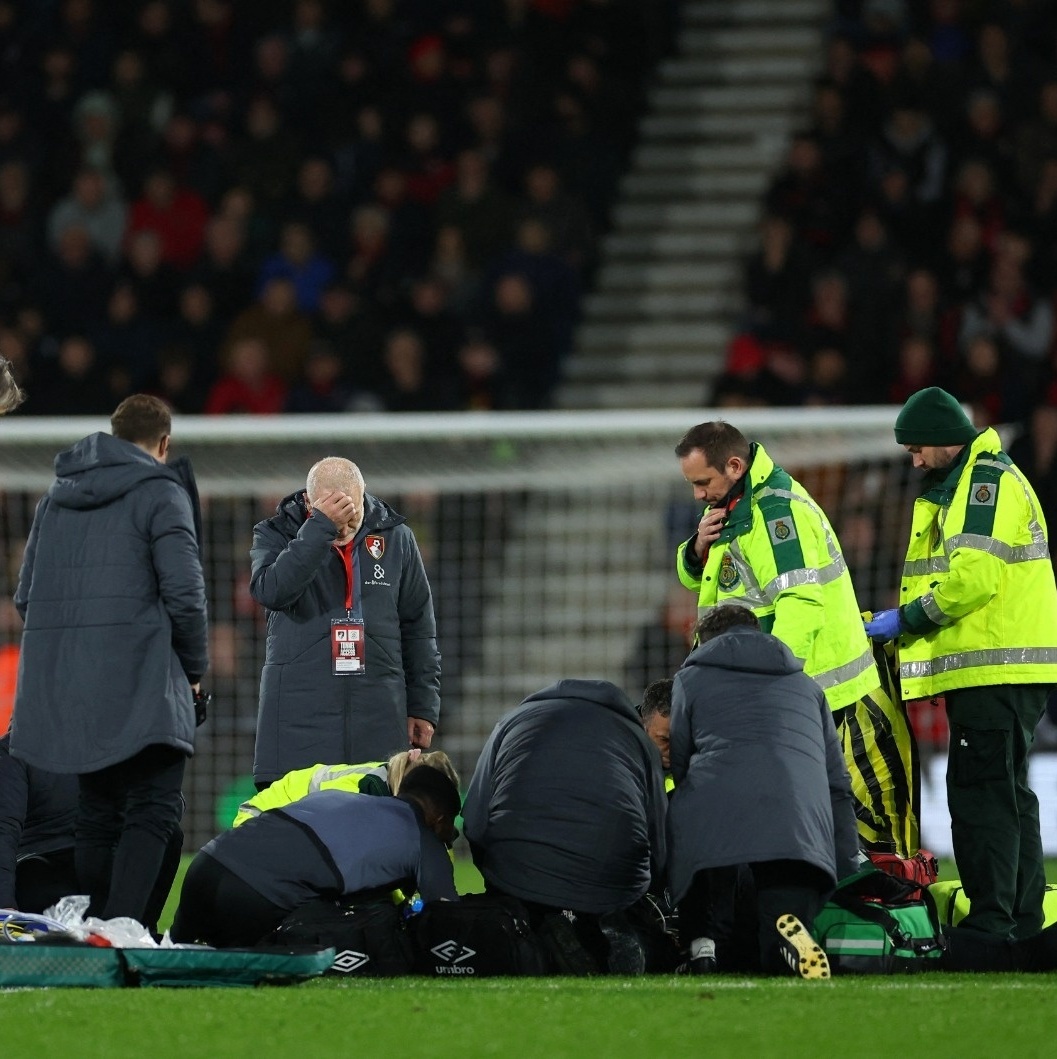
[621,169,767,199]
[578,320,729,351]
[679,26,819,55]
[640,112,798,140]
[595,260,739,292]
[555,380,713,409]
[563,350,725,382]
[602,230,752,260]
[633,141,786,171]
[684,0,829,23]
[584,290,741,319]
[612,200,758,230]
[659,55,818,84]
[649,83,806,112]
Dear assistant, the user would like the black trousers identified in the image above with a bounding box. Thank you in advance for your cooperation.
[15,826,183,934]
[945,684,1048,940]
[171,852,289,947]
[680,859,831,975]
[76,743,186,924]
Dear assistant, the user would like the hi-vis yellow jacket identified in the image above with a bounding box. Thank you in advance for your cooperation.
[676,443,877,710]
[897,427,1057,699]
[232,761,387,826]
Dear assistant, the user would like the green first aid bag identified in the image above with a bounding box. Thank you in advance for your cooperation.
[812,868,947,975]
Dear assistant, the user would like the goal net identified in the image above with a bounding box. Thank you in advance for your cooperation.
[0,407,1052,856]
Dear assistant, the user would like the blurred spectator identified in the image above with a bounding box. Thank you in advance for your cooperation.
[765,131,848,253]
[940,213,989,304]
[144,345,208,414]
[743,215,812,344]
[156,111,227,205]
[441,332,512,412]
[125,168,209,270]
[804,346,852,406]
[376,327,436,412]
[959,256,1054,387]
[31,224,113,335]
[312,281,385,392]
[225,276,312,383]
[950,157,1005,256]
[429,223,480,313]
[225,95,300,214]
[0,160,38,288]
[1008,403,1057,542]
[897,266,959,362]
[189,212,256,320]
[108,47,173,181]
[90,282,162,388]
[283,339,354,414]
[32,334,113,416]
[118,228,180,319]
[400,112,456,207]
[435,148,516,271]
[1014,80,1057,203]
[47,165,126,264]
[955,332,1027,427]
[256,220,335,314]
[484,271,560,409]
[518,160,595,274]
[168,282,223,387]
[889,334,943,403]
[204,335,287,415]
[284,155,349,263]
[397,275,464,384]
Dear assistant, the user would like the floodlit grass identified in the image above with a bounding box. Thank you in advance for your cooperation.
[4,974,1057,1059]
[10,858,1055,1059]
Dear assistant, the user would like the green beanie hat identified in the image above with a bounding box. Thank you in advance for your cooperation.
[894,387,978,446]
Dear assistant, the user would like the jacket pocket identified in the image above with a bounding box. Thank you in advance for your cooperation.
[949,724,1011,786]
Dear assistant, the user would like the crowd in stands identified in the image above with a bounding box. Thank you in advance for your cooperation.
[0,0,672,415]
[715,0,1057,435]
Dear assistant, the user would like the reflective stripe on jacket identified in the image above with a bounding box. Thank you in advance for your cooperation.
[897,427,1057,698]
[233,761,388,826]
[676,443,877,710]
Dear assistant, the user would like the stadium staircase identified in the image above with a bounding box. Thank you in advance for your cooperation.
[555,0,829,410]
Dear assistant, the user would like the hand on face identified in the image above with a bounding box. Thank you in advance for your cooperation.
[309,489,362,541]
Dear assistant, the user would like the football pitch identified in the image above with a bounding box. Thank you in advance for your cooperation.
[5,858,1057,1059]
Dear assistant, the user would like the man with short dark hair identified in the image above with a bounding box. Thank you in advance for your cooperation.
[640,678,673,794]
[10,394,208,925]
[171,766,461,947]
[674,420,919,858]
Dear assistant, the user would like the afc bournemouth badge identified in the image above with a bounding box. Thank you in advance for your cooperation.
[970,482,996,506]
[365,535,385,560]
[767,516,797,545]
[718,553,740,591]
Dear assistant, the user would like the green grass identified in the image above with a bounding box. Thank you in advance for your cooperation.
[8,859,1057,1059]
[4,975,1057,1059]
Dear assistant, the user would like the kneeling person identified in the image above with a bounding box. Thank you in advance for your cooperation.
[171,767,460,947]
[668,606,860,977]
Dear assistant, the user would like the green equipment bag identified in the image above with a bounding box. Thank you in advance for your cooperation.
[929,880,1057,931]
[812,868,947,975]
[0,939,126,988]
[123,945,335,988]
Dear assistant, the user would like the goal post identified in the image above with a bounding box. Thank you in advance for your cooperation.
[0,407,1051,856]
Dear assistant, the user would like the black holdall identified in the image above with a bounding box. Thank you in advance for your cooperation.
[270,898,414,977]
[411,893,547,977]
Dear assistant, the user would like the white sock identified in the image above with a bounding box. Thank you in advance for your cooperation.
[691,937,716,961]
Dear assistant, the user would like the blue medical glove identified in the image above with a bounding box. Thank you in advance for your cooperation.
[863,608,903,642]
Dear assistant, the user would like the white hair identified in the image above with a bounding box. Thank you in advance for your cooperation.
[306,457,365,499]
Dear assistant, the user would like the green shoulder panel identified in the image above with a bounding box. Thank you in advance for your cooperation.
[960,457,1003,537]
[756,488,806,575]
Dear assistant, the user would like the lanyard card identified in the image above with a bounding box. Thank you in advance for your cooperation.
[331,618,365,676]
